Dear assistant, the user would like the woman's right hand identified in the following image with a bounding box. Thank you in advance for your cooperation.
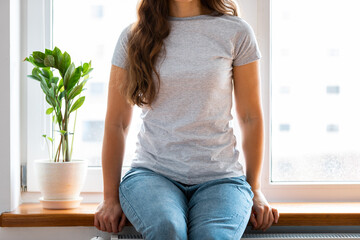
[94,199,127,233]
[250,189,279,231]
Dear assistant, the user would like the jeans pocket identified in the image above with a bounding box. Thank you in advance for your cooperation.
[121,167,156,190]
[121,167,139,182]
[121,167,145,182]
[232,175,254,202]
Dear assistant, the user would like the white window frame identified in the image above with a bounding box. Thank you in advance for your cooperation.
[23,0,131,203]
[22,0,360,203]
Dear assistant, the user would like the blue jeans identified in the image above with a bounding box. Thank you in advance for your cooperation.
[119,167,254,240]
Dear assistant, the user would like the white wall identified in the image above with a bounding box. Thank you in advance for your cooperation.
[0,0,21,214]
[0,226,139,240]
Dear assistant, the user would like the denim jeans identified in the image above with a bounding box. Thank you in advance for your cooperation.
[119,167,254,240]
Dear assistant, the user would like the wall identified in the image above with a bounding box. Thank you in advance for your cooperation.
[0,0,21,214]
[0,226,138,240]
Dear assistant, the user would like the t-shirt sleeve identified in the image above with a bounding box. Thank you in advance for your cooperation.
[111,23,132,69]
[232,18,262,67]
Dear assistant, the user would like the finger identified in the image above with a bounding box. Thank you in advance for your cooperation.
[255,208,264,230]
[99,218,106,232]
[94,215,100,229]
[264,208,274,231]
[273,208,279,223]
[249,211,258,229]
[105,218,112,233]
[119,212,127,232]
[260,206,269,230]
[112,218,120,233]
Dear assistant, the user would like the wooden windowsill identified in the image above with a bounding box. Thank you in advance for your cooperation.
[1,202,360,227]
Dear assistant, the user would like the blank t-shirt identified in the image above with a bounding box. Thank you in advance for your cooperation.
[111,10,262,185]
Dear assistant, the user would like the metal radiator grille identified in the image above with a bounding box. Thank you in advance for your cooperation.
[242,233,360,239]
[111,233,360,240]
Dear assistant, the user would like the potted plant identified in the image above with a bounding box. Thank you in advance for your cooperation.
[24,46,93,209]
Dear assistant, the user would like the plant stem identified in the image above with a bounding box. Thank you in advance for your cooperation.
[70,108,77,160]
[64,95,70,162]
[45,137,51,161]
[52,121,55,161]
[56,133,62,162]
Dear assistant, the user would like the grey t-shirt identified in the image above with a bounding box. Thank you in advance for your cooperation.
[112,11,262,185]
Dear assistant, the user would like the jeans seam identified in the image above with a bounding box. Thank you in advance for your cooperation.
[119,183,146,231]
[232,216,247,240]
[232,204,252,240]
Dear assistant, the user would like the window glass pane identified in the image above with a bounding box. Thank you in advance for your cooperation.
[53,0,140,167]
[271,0,360,182]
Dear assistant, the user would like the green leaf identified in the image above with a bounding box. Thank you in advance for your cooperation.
[56,111,62,124]
[47,137,54,142]
[40,80,50,96]
[33,51,45,64]
[59,130,67,135]
[67,66,82,91]
[45,90,56,107]
[68,84,83,100]
[44,55,55,67]
[59,90,66,101]
[52,77,60,85]
[45,95,53,106]
[57,78,64,91]
[82,62,89,73]
[79,79,89,86]
[32,67,41,75]
[81,67,93,77]
[62,52,71,74]
[69,96,85,114]
[25,55,46,68]
[46,107,54,115]
[42,134,46,138]
[45,48,53,56]
[50,82,57,90]
[32,68,47,85]
[63,63,75,89]
[52,47,63,75]
[41,67,53,82]
[27,74,41,81]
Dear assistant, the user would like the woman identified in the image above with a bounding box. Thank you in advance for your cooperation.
[94,0,279,239]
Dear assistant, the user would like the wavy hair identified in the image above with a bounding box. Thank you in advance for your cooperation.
[120,0,240,108]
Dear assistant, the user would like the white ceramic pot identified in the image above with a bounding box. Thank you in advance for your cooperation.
[33,159,88,209]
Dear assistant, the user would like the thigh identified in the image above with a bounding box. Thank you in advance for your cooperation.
[119,167,188,240]
[188,175,254,240]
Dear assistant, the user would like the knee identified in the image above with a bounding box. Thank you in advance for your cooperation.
[143,214,187,240]
[189,227,221,240]
[188,220,244,240]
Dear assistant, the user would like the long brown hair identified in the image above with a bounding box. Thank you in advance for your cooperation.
[120,0,239,108]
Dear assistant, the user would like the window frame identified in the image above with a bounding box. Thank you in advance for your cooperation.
[257,0,359,201]
[24,0,131,198]
[22,0,360,203]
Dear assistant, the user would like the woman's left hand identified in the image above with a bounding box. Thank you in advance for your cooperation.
[249,189,279,231]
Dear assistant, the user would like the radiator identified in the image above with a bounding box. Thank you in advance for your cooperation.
[110,233,360,239]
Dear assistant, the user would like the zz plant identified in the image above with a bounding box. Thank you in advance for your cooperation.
[24,46,93,162]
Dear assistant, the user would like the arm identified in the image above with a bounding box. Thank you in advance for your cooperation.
[233,60,279,231]
[232,60,264,191]
[102,65,133,202]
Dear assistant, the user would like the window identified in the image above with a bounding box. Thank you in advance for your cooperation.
[52,0,140,169]
[24,0,359,202]
[271,0,360,183]
[25,0,141,193]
